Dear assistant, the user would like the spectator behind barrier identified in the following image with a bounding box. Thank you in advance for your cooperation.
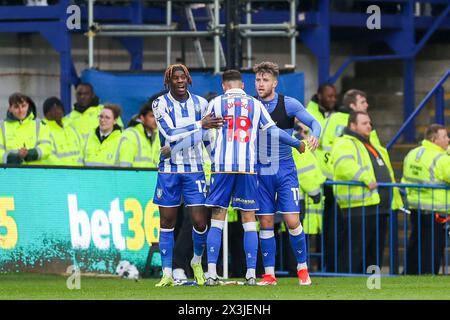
[83,104,123,167]
[0,93,51,165]
[65,83,123,142]
[118,100,160,168]
[38,97,83,166]
[402,124,450,275]
[331,111,403,273]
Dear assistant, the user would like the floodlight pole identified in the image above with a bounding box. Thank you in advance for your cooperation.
[88,0,95,68]
[166,0,172,67]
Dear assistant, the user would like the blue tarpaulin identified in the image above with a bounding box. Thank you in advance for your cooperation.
[81,69,304,126]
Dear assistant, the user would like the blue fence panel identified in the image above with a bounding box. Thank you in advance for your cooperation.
[81,69,305,126]
[302,181,450,276]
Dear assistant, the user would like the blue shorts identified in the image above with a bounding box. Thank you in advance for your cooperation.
[153,172,206,207]
[205,173,259,211]
[257,159,300,215]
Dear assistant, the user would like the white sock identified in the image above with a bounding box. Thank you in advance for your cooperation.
[163,267,172,278]
[297,263,308,271]
[208,263,217,278]
[265,267,275,276]
[246,268,256,279]
[191,254,202,265]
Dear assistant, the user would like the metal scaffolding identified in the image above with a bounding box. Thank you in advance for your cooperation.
[87,0,298,72]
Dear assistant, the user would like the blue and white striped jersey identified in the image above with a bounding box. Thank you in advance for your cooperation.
[206,88,275,173]
[152,91,209,173]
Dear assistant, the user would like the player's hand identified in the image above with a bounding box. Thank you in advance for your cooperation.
[18,148,28,159]
[296,141,306,154]
[367,182,378,190]
[308,135,319,151]
[201,113,224,129]
[160,146,171,158]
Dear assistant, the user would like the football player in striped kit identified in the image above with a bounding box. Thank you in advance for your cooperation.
[203,70,306,286]
[253,61,321,286]
[152,64,223,287]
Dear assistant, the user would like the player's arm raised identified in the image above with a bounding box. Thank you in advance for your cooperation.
[287,97,321,150]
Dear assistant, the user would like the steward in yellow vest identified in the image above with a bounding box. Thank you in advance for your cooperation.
[332,114,403,210]
[83,105,123,166]
[322,90,381,170]
[40,97,83,166]
[331,111,403,274]
[118,102,160,168]
[306,85,339,272]
[305,85,338,180]
[293,144,325,235]
[401,127,450,212]
[401,124,450,274]
[65,83,123,141]
[0,93,51,165]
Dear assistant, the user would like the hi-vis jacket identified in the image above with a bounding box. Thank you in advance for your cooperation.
[306,99,334,180]
[321,110,381,179]
[293,144,326,234]
[331,134,403,209]
[401,139,450,213]
[0,113,51,165]
[66,104,124,142]
[40,118,83,166]
[118,123,160,168]
[83,127,122,166]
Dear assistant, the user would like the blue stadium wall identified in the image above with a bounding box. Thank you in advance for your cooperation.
[81,69,305,126]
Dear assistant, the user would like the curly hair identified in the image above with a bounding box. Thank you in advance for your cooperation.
[163,64,192,88]
[253,61,280,78]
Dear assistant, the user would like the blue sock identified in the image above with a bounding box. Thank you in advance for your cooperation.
[243,222,258,270]
[289,224,307,265]
[192,226,208,257]
[206,225,223,264]
[159,228,174,269]
[259,229,276,271]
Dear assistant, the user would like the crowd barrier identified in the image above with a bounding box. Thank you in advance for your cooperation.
[301,181,450,276]
[2,166,448,277]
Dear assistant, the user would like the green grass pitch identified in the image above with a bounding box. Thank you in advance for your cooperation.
[1,273,450,300]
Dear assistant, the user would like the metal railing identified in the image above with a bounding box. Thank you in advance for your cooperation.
[297,181,450,276]
[387,68,450,150]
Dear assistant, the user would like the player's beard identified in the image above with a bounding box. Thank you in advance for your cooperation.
[258,88,274,100]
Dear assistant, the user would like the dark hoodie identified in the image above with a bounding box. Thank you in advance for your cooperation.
[74,96,100,114]
[344,127,392,212]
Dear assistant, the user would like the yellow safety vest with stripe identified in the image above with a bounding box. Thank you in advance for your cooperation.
[306,99,334,180]
[323,111,381,153]
[401,140,450,213]
[39,118,83,166]
[65,105,124,142]
[83,128,122,166]
[292,143,326,234]
[118,123,160,168]
[0,113,52,165]
[331,134,403,209]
